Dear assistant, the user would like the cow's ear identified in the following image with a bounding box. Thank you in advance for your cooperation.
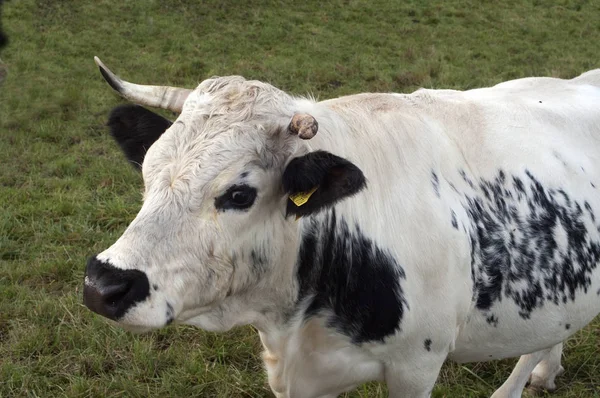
[282,150,366,218]
[107,104,173,169]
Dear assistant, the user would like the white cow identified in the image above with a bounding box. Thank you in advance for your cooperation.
[83,57,600,397]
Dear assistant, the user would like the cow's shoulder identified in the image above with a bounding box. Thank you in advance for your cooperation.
[297,210,408,344]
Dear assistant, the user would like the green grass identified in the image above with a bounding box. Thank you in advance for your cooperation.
[1,0,600,396]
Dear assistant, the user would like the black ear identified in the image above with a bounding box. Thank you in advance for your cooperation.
[107,104,173,169]
[282,151,367,218]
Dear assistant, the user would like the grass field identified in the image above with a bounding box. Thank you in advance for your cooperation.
[1,0,600,397]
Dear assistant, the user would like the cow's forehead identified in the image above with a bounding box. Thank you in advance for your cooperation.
[142,76,299,186]
[172,76,295,143]
[142,123,263,190]
[188,76,293,122]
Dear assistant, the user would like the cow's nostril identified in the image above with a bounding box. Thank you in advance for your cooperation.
[100,281,133,308]
[101,281,133,308]
[83,256,150,321]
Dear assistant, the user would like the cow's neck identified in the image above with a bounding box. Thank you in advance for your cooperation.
[252,207,406,394]
[294,94,415,158]
[255,98,413,335]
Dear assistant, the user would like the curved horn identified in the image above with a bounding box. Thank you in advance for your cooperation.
[288,113,318,140]
[94,56,192,113]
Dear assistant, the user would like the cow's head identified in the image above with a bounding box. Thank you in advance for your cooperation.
[83,58,366,332]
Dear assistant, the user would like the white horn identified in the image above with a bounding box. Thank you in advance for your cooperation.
[94,56,192,113]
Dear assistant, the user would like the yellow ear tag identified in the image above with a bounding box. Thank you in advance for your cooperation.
[289,186,319,207]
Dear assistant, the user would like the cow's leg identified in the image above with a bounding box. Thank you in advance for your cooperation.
[490,347,552,398]
[528,342,564,392]
[385,354,446,398]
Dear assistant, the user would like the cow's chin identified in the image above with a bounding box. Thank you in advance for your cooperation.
[110,302,177,333]
[181,314,233,332]
[113,314,230,334]
[175,307,238,333]
[111,301,237,334]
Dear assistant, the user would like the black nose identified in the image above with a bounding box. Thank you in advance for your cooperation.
[83,256,150,320]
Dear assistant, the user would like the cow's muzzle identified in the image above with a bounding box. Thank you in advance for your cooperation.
[83,256,150,321]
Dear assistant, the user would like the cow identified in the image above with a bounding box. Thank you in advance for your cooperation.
[83,56,600,398]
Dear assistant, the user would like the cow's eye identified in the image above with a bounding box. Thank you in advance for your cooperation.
[231,190,253,206]
[215,184,257,211]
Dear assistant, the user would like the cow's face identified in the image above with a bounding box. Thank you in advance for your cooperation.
[84,73,366,332]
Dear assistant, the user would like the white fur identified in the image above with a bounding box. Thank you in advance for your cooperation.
[97,70,600,397]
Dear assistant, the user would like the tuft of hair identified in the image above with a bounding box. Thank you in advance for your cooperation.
[196,76,300,138]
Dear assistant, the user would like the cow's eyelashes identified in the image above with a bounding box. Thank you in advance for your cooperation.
[215,184,257,211]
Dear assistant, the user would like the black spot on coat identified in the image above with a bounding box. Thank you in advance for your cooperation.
[250,247,268,277]
[585,201,595,222]
[431,171,440,197]
[463,169,600,319]
[166,302,174,325]
[486,314,499,327]
[424,338,432,351]
[451,210,458,229]
[460,169,475,188]
[296,210,407,344]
